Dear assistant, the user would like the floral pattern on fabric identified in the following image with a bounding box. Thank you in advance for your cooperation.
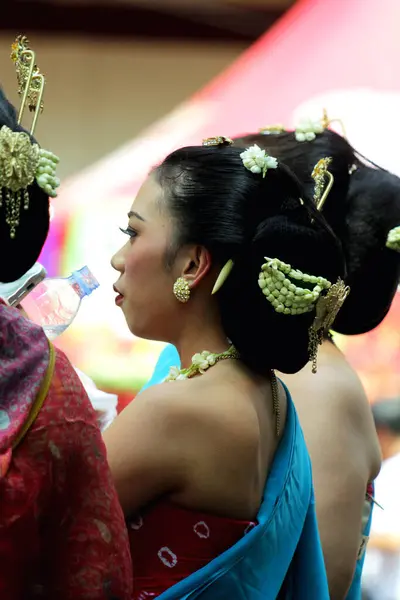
[0,302,49,467]
[0,345,133,599]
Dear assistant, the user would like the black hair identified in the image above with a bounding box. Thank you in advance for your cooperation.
[0,88,50,283]
[234,130,400,335]
[154,145,345,374]
[372,398,400,434]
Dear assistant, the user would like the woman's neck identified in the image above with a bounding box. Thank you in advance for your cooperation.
[174,320,230,369]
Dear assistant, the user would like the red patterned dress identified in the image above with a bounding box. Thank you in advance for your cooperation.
[0,303,132,599]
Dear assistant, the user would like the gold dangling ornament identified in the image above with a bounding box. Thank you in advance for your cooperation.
[308,278,350,373]
[173,277,191,303]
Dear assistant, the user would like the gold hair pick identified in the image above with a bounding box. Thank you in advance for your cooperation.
[312,157,334,211]
[321,108,347,139]
[202,136,233,147]
[308,278,350,373]
[11,35,45,134]
[212,259,234,295]
[259,124,286,135]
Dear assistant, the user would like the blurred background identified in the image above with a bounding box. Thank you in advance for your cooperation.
[1,0,399,405]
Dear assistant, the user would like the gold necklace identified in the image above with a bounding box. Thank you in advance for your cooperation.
[166,346,280,437]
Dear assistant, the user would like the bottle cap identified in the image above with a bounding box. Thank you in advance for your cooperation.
[71,266,99,298]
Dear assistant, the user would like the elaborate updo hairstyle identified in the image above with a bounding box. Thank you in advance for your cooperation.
[0,88,50,283]
[234,130,400,335]
[154,144,345,374]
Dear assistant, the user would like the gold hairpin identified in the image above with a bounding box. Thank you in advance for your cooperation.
[259,125,285,135]
[11,35,45,134]
[312,157,334,211]
[321,108,347,139]
[202,136,233,147]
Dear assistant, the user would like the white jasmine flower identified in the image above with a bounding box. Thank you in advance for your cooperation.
[294,118,324,142]
[240,144,278,178]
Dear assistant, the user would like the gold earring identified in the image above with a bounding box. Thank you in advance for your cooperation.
[173,277,191,303]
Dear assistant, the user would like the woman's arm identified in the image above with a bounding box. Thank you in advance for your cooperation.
[103,384,189,515]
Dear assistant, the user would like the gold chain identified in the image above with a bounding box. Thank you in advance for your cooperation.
[270,369,280,437]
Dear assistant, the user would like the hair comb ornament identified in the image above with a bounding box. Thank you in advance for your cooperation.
[386,226,400,253]
[0,36,60,238]
[311,157,334,211]
[308,278,350,373]
[202,136,233,147]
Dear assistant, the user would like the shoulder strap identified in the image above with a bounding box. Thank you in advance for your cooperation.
[12,341,56,450]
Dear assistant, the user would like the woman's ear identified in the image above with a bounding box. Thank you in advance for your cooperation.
[180,245,212,289]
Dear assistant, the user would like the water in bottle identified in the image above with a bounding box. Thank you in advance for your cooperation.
[21,266,99,340]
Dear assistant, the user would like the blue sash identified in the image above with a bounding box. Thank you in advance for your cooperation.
[345,488,374,600]
[142,344,329,598]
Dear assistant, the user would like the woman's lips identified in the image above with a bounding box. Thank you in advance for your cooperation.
[115,293,124,306]
[113,285,124,306]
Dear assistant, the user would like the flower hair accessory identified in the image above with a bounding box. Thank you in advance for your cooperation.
[259,257,349,372]
[0,36,61,238]
[295,109,347,143]
[294,117,324,142]
[258,257,331,316]
[240,144,278,178]
[386,226,400,252]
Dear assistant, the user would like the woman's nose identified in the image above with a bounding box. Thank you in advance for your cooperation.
[111,245,125,273]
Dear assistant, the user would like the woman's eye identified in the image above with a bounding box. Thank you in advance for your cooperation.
[120,227,137,239]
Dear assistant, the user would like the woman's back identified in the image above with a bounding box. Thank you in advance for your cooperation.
[281,340,381,599]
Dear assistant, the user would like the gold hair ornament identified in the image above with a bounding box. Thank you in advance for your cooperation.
[308,278,350,373]
[202,136,233,147]
[321,108,347,139]
[0,37,61,238]
[259,124,285,135]
[11,35,45,135]
[386,226,400,253]
[311,157,334,211]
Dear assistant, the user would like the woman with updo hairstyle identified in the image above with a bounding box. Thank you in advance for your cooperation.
[0,38,132,598]
[105,137,346,598]
[141,127,399,599]
[233,128,398,600]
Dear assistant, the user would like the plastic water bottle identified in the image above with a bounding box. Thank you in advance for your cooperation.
[21,266,99,340]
